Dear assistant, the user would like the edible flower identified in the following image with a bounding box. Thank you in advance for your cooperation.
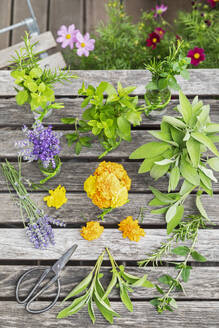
[154,27,166,39]
[81,221,104,241]
[44,185,68,209]
[146,32,160,49]
[75,32,95,56]
[56,24,79,49]
[154,4,168,17]
[15,122,61,169]
[84,161,131,209]
[118,216,145,242]
[207,0,219,8]
[187,47,205,66]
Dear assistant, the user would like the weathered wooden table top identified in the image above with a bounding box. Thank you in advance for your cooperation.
[0,69,219,328]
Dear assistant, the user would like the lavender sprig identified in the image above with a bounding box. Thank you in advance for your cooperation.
[15,122,62,169]
[1,159,65,249]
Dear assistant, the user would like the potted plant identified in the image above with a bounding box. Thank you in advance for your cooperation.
[144,41,191,118]
[10,33,76,122]
[130,91,219,233]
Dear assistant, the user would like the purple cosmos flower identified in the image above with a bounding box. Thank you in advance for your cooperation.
[25,215,65,249]
[75,32,95,57]
[56,24,79,49]
[187,47,205,66]
[154,27,166,39]
[146,32,160,49]
[15,122,62,169]
[154,4,168,17]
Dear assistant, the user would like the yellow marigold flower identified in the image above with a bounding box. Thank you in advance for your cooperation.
[118,216,145,242]
[81,221,104,241]
[44,185,67,209]
[84,161,131,209]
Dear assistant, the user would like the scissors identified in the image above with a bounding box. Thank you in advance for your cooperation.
[15,244,78,314]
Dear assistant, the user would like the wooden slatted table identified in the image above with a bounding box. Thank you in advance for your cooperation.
[0,69,219,327]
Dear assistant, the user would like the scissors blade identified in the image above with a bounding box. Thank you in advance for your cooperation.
[51,244,78,275]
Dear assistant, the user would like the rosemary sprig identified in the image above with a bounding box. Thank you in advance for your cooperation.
[138,215,208,313]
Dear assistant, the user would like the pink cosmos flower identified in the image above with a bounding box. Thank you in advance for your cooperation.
[207,0,219,8]
[154,4,168,17]
[56,24,79,49]
[154,27,166,39]
[75,32,95,57]
[187,47,205,66]
[146,32,160,49]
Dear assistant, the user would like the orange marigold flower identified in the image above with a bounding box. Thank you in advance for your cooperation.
[84,161,131,209]
[80,221,104,241]
[118,216,145,242]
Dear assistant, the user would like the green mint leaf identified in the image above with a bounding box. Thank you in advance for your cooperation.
[16,90,29,105]
[181,267,191,282]
[172,246,190,256]
[129,142,170,160]
[167,205,184,234]
[191,251,207,262]
[207,157,219,171]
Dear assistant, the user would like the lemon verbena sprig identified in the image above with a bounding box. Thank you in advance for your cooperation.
[58,248,154,324]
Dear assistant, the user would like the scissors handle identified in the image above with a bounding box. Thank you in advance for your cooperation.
[16,267,61,314]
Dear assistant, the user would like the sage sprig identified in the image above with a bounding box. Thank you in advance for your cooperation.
[138,215,207,313]
[130,92,219,232]
[58,248,154,324]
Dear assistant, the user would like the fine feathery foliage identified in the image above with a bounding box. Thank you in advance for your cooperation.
[62,81,145,158]
[10,32,76,121]
[130,92,219,233]
[57,248,154,324]
[138,214,208,313]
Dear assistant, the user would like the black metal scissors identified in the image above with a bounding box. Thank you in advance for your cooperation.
[16,244,78,314]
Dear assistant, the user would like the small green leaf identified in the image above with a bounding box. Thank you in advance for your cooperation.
[16,90,29,105]
[163,116,186,129]
[117,116,131,141]
[172,246,190,256]
[138,158,155,174]
[146,81,158,90]
[180,159,200,186]
[29,67,43,79]
[150,163,170,180]
[129,142,170,159]
[158,78,168,90]
[205,123,219,133]
[191,251,207,262]
[169,166,180,192]
[158,274,173,285]
[120,286,133,312]
[149,186,176,204]
[167,205,184,234]
[63,271,93,301]
[196,194,209,220]
[88,299,96,324]
[191,132,219,157]
[151,207,168,214]
[61,117,76,124]
[75,141,82,155]
[186,138,200,168]
[207,157,219,171]
[181,267,191,283]
[179,90,192,124]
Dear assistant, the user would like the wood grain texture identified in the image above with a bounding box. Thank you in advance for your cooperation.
[49,0,83,39]
[0,69,218,96]
[12,0,48,44]
[0,228,217,261]
[0,98,218,127]
[1,128,219,159]
[0,0,12,50]
[0,192,218,225]
[1,301,219,327]
[86,0,109,33]
[1,161,219,193]
[39,52,66,70]
[0,31,57,69]
[1,265,219,299]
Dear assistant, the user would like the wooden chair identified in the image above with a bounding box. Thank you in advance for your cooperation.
[0,0,66,70]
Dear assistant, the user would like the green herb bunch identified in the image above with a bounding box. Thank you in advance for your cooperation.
[139,214,207,313]
[62,81,144,158]
[145,41,191,93]
[10,32,76,121]
[57,248,154,324]
[175,1,219,68]
[130,92,219,233]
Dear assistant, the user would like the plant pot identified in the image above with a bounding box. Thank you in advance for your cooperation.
[144,87,171,119]
[38,155,62,184]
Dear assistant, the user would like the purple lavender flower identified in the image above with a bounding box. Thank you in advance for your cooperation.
[25,215,66,249]
[15,122,62,169]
